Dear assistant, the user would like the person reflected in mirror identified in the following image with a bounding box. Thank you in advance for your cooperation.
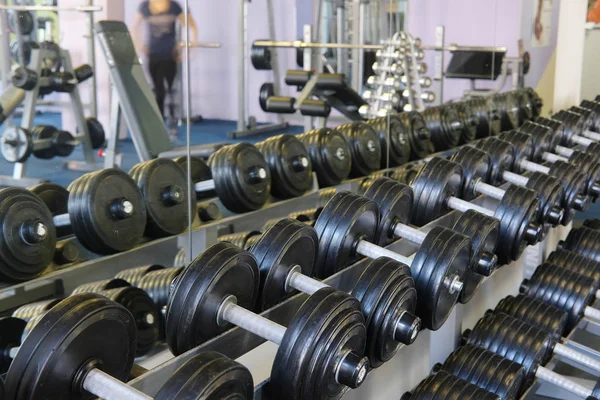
[133,0,198,136]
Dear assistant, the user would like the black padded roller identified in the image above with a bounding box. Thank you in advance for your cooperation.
[285,70,312,87]
[266,96,296,113]
[299,99,331,117]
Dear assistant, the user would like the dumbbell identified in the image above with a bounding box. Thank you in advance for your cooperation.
[474,137,588,225]
[520,262,600,331]
[248,218,421,367]
[585,219,600,230]
[366,115,411,168]
[558,227,600,263]
[297,128,352,187]
[0,125,89,163]
[432,345,525,400]
[255,134,313,199]
[579,99,600,131]
[174,142,271,213]
[11,66,78,93]
[491,91,522,131]
[539,151,600,201]
[313,191,471,330]
[401,370,501,400]
[115,264,165,287]
[337,122,382,177]
[410,157,542,264]
[547,248,600,282]
[166,242,370,399]
[449,101,479,144]
[464,312,600,399]
[550,109,600,145]
[3,294,254,399]
[397,111,434,160]
[262,207,324,231]
[465,96,502,138]
[360,177,499,303]
[450,145,564,227]
[422,104,466,151]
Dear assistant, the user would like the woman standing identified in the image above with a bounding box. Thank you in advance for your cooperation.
[133,0,198,128]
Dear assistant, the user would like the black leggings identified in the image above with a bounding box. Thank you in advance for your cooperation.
[149,57,177,117]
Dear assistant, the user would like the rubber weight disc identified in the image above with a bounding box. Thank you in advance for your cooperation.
[366,116,411,168]
[337,122,382,177]
[398,111,434,161]
[29,183,71,237]
[173,155,215,200]
[297,128,352,187]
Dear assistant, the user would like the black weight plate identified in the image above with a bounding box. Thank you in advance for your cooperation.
[99,287,159,357]
[411,157,463,226]
[567,151,600,201]
[494,93,521,131]
[495,294,568,338]
[218,231,263,250]
[513,90,534,124]
[313,192,379,279]
[256,134,313,199]
[569,106,595,132]
[450,146,492,200]
[298,128,352,187]
[453,210,499,303]
[251,218,318,311]
[68,169,146,254]
[115,264,165,286]
[440,344,525,400]
[72,278,130,294]
[0,317,26,374]
[409,370,501,400]
[580,100,600,131]
[259,82,274,112]
[559,227,600,263]
[208,143,271,213]
[472,138,515,186]
[31,125,57,160]
[351,258,418,367]
[524,88,543,118]
[7,10,34,35]
[173,155,215,200]
[553,110,586,146]
[29,183,71,237]
[451,102,478,145]
[130,158,195,238]
[53,130,76,157]
[547,249,600,282]
[584,219,600,230]
[534,117,566,146]
[337,122,382,177]
[465,97,499,139]
[517,121,554,162]
[5,294,136,400]
[493,185,540,263]
[155,351,254,400]
[367,116,411,168]
[362,177,414,246]
[166,243,259,355]
[0,188,56,282]
[498,130,534,163]
[547,161,590,224]
[138,267,184,309]
[0,127,33,163]
[423,105,463,151]
[271,287,367,400]
[250,43,272,70]
[398,111,434,160]
[524,172,564,227]
[11,299,60,322]
[411,226,470,330]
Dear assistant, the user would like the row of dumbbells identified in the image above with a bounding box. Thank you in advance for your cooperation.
[404,231,600,400]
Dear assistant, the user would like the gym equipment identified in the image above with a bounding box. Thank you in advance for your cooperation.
[465,97,502,138]
[520,263,600,330]
[397,111,434,160]
[219,230,263,250]
[449,102,478,144]
[585,219,600,230]
[297,128,352,187]
[129,159,195,238]
[432,345,525,400]
[402,370,500,400]
[7,10,34,35]
[410,157,542,264]
[72,278,131,294]
[547,249,600,282]
[29,182,71,237]
[137,267,184,314]
[255,134,313,199]
[249,218,421,367]
[366,116,411,168]
[313,191,471,330]
[473,137,589,225]
[558,227,600,263]
[337,122,382,177]
[175,144,271,213]
[0,124,104,163]
[493,92,521,131]
[0,85,26,126]
[115,264,165,287]
[550,109,600,145]
[166,242,370,399]
[362,177,498,303]
[464,312,600,398]
[11,66,78,94]
[450,146,564,227]
[2,293,253,399]
[422,105,465,151]
[579,100,600,131]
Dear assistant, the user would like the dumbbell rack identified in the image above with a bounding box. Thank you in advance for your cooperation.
[0,47,101,187]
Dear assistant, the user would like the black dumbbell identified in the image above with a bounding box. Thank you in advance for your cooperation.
[166,242,370,399]
[410,157,542,264]
[579,99,600,132]
[432,345,525,400]
[450,145,564,227]
[115,264,165,287]
[422,104,466,151]
[558,227,600,264]
[360,177,499,303]
[313,190,471,330]
[366,115,411,168]
[465,96,502,138]
[337,122,382,177]
[255,134,313,199]
[248,218,421,367]
[547,248,600,282]
[3,294,253,399]
[474,137,589,225]
[402,370,500,400]
[297,128,352,187]
[551,109,600,145]
[491,91,522,131]
[398,111,434,160]
[464,312,600,398]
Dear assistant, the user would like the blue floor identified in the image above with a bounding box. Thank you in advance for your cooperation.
[0,113,303,188]
[2,112,599,221]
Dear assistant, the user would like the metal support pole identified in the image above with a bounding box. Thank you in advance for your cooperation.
[237,0,247,132]
[336,5,346,76]
[86,0,97,118]
[356,1,367,94]
[265,0,284,125]
[350,0,361,91]
[434,25,445,105]
[303,25,314,132]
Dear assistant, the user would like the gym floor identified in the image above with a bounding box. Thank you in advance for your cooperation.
[1,112,598,221]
